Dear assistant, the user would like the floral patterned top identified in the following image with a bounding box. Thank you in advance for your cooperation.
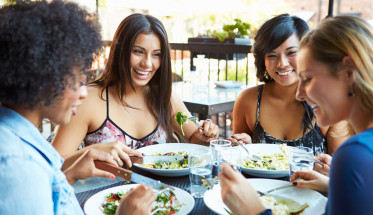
[84,88,167,149]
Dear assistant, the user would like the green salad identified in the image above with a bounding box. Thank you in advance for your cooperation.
[175,111,188,136]
[101,188,182,215]
[242,144,289,170]
[140,151,189,169]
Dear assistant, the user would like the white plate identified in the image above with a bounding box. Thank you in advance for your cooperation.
[204,178,327,215]
[84,184,195,215]
[214,81,244,88]
[134,143,209,177]
[241,144,289,178]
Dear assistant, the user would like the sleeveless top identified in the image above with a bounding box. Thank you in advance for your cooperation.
[252,85,327,155]
[84,88,167,149]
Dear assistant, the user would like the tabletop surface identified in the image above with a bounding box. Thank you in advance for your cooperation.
[172,81,248,106]
[74,165,289,215]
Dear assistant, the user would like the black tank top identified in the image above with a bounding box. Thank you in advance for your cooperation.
[252,85,327,155]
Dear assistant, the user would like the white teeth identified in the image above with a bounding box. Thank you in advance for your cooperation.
[278,70,293,76]
[135,70,150,75]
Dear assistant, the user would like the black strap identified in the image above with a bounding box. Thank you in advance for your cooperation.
[106,87,109,118]
[256,84,264,122]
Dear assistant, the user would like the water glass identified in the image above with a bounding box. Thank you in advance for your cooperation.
[210,139,232,175]
[229,147,245,172]
[289,146,314,176]
[297,146,314,157]
[188,148,213,198]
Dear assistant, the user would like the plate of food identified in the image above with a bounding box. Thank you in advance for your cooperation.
[204,178,327,215]
[134,143,209,177]
[214,81,244,88]
[84,184,195,215]
[240,144,290,178]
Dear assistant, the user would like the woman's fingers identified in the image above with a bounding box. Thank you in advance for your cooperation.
[90,148,118,167]
[117,149,132,168]
[229,133,252,144]
[219,163,242,181]
[92,169,115,179]
[122,144,143,157]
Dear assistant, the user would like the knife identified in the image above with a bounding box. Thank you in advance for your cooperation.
[94,160,174,190]
[129,154,186,164]
[257,183,294,196]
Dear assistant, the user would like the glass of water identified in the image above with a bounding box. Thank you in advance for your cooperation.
[289,146,314,176]
[210,139,232,176]
[189,148,213,198]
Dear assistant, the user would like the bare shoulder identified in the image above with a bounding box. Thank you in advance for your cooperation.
[235,85,260,108]
[76,85,106,121]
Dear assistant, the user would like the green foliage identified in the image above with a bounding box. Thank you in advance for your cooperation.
[222,19,251,38]
[204,19,251,42]
[175,111,188,136]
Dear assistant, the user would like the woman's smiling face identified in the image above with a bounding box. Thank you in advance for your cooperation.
[296,47,351,127]
[129,33,161,88]
[264,34,299,86]
[41,68,87,125]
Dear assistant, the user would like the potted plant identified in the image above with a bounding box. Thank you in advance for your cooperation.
[188,19,251,60]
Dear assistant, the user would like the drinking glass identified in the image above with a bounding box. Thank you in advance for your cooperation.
[188,148,213,198]
[229,147,246,172]
[289,146,314,176]
[210,139,232,176]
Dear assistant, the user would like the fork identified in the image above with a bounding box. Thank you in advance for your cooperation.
[256,183,294,196]
[313,158,326,166]
[188,116,203,129]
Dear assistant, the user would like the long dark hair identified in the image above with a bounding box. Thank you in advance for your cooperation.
[93,13,173,141]
[254,14,309,83]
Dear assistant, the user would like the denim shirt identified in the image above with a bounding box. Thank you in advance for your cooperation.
[0,106,83,215]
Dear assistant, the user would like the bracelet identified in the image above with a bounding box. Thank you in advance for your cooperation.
[259,209,272,215]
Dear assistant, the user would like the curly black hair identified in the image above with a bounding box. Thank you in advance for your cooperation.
[0,0,103,109]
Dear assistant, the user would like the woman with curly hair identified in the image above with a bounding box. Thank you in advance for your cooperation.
[52,13,219,169]
[0,1,155,214]
[228,14,349,155]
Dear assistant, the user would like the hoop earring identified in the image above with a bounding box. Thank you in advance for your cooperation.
[264,69,269,79]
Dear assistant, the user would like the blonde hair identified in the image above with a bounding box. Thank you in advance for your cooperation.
[300,16,373,112]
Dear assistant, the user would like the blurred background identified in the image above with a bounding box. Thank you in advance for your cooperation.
[2,0,372,138]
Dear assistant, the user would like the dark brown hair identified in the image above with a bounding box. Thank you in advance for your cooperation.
[93,13,173,141]
[254,14,309,83]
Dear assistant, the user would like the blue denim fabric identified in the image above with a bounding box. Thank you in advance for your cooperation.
[0,106,83,215]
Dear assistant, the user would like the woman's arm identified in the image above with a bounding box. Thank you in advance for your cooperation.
[219,163,266,215]
[53,87,142,171]
[63,149,116,185]
[170,91,219,145]
[232,88,255,135]
[228,87,258,145]
[320,120,352,155]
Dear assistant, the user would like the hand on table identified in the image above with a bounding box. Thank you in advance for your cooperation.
[64,148,117,185]
[227,133,252,145]
[116,185,156,215]
[218,163,266,215]
[313,153,332,176]
[290,170,329,194]
[88,140,143,167]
